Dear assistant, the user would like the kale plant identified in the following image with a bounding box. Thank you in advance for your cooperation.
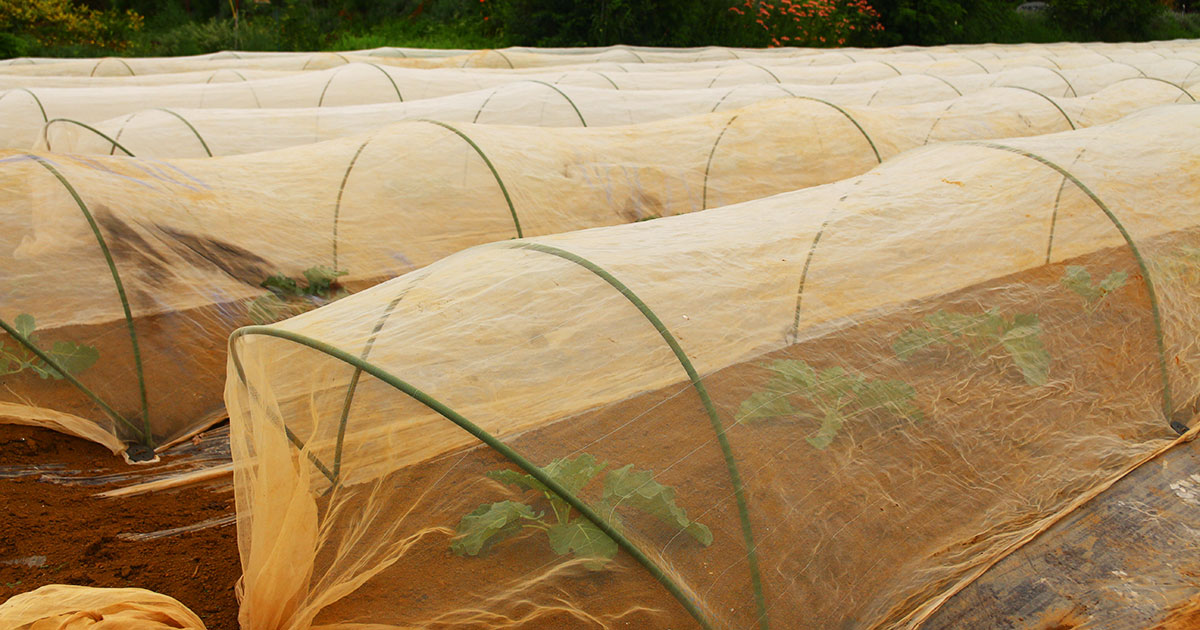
[452,453,712,569]
[894,309,1050,386]
[736,359,923,449]
[248,266,348,324]
[1,314,99,380]
[1060,265,1127,313]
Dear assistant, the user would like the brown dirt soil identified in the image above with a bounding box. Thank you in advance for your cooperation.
[0,423,240,630]
[1152,594,1200,630]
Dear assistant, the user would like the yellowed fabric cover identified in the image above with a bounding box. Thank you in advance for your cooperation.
[224,104,1200,630]
[41,76,1197,158]
[0,402,125,454]
[5,85,1187,455]
[3,43,1200,630]
[5,50,1199,149]
[0,585,205,630]
[0,68,295,89]
[3,41,1199,73]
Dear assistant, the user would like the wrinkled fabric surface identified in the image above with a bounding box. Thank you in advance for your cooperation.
[10,69,1185,454]
[3,42,1199,630]
[226,105,1200,629]
[0,585,205,630]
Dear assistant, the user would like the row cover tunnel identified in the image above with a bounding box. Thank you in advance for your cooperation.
[223,104,1200,630]
[2,82,1195,456]
[4,42,1200,74]
[1,42,1199,630]
[5,51,1200,149]
[37,74,1200,159]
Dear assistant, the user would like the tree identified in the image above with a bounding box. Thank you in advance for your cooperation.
[1050,0,1167,41]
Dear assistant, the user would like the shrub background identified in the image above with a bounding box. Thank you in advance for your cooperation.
[1,0,1195,59]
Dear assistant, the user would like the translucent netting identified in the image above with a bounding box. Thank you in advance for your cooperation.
[445,43,1200,70]
[448,49,1198,77]
[225,105,1200,630]
[6,50,1200,149]
[39,75,1199,158]
[11,85,1168,454]
[0,68,297,89]
[464,56,1200,93]
[0,47,792,76]
[0,51,397,76]
[377,45,1200,71]
[3,41,1200,73]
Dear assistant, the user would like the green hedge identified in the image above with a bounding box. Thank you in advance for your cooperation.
[7,0,1198,59]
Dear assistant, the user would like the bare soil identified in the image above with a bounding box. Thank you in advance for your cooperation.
[0,423,240,630]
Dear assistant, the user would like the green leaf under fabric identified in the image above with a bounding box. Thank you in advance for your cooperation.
[603,464,712,546]
[542,453,608,495]
[451,500,539,557]
[737,359,923,449]
[546,519,618,570]
[895,309,1051,386]
[13,313,36,341]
